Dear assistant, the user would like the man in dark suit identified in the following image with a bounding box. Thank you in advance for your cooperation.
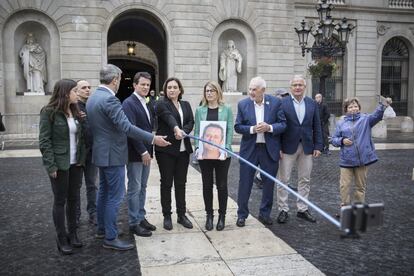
[315,93,331,154]
[122,72,156,237]
[234,76,286,227]
[86,64,170,251]
[76,80,98,226]
[276,75,323,224]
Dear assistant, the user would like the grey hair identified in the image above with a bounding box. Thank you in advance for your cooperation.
[289,75,307,87]
[100,64,122,85]
[250,76,266,89]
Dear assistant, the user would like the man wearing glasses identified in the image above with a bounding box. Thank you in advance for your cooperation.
[276,75,323,224]
[76,80,98,226]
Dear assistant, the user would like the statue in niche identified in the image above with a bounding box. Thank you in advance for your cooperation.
[19,33,47,93]
[219,40,242,92]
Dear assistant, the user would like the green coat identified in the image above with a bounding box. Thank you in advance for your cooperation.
[39,108,86,174]
[194,103,234,151]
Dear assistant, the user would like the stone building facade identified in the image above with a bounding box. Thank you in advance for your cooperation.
[0,0,413,135]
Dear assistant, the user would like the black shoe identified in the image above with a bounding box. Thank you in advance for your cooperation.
[216,215,225,231]
[89,214,97,225]
[140,219,156,231]
[103,238,134,251]
[277,211,289,224]
[56,236,73,255]
[68,232,83,248]
[205,214,213,231]
[163,216,173,230]
[236,218,245,227]
[129,224,152,237]
[258,215,273,225]
[95,229,105,239]
[297,210,316,223]
[288,185,298,192]
[177,215,193,229]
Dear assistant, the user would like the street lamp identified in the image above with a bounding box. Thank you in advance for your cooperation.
[127,41,136,56]
[295,0,355,58]
[295,0,355,104]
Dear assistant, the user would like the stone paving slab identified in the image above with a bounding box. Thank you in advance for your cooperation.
[141,261,233,276]
[137,162,323,276]
[227,255,324,276]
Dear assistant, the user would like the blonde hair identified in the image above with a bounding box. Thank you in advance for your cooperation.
[201,81,224,106]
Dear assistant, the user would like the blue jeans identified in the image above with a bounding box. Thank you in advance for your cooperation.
[127,162,150,226]
[96,166,125,240]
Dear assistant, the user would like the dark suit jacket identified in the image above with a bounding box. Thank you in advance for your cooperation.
[281,96,323,155]
[234,94,286,162]
[155,98,194,156]
[122,93,154,162]
[86,86,154,167]
[317,102,330,125]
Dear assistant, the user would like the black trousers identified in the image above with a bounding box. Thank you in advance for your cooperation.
[322,122,330,151]
[155,151,189,216]
[76,151,98,220]
[50,165,83,238]
[199,158,231,215]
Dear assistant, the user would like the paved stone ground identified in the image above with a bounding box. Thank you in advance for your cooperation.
[225,149,414,276]
[0,157,141,275]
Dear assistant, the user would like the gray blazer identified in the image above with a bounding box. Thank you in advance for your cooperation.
[86,86,154,167]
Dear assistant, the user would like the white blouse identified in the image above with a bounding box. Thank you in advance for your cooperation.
[67,117,78,164]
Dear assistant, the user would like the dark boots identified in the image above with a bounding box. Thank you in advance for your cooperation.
[56,235,73,255]
[216,214,225,231]
[205,214,213,231]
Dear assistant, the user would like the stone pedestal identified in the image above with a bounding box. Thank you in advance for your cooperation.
[401,117,414,133]
[24,92,45,96]
[372,120,387,138]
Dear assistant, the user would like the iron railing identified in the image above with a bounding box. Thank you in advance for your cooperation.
[389,0,414,8]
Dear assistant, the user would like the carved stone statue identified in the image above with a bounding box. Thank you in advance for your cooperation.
[19,33,47,93]
[219,40,242,92]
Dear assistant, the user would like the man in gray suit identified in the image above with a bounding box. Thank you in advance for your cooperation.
[86,64,170,251]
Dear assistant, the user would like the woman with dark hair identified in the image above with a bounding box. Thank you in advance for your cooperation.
[155,77,194,230]
[39,79,85,255]
[331,97,388,216]
[194,81,233,231]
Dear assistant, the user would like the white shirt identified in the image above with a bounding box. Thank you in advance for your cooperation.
[133,92,151,123]
[133,92,151,156]
[249,97,273,143]
[177,102,186,152]
[99,85,115,96]
[292,95,306,124]
[67,117,77,165]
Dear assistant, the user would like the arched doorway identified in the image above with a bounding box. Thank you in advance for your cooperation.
[107,10,167,102]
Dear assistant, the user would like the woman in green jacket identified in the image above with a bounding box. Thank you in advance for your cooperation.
[194,81,233,231]
[39,79,85,255]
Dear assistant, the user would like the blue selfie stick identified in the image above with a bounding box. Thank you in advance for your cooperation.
[185,133,341,228]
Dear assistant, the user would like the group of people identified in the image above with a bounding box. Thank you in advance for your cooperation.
[39,65,389,255]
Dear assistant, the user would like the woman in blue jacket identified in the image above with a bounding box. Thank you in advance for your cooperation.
[194,81,233,231]
[331,98,387,212]
[39,79,85,255]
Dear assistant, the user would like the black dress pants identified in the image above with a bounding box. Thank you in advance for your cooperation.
[156,151,189,216]
[50,165,83,238]
[198,158,231,215]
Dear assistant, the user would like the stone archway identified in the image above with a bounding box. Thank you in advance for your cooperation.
[107,9,167,99]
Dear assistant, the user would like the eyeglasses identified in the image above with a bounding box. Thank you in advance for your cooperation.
[205,89,217,94]
[81,86,91,89]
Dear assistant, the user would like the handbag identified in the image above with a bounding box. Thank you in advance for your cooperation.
[0,112,5,132]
